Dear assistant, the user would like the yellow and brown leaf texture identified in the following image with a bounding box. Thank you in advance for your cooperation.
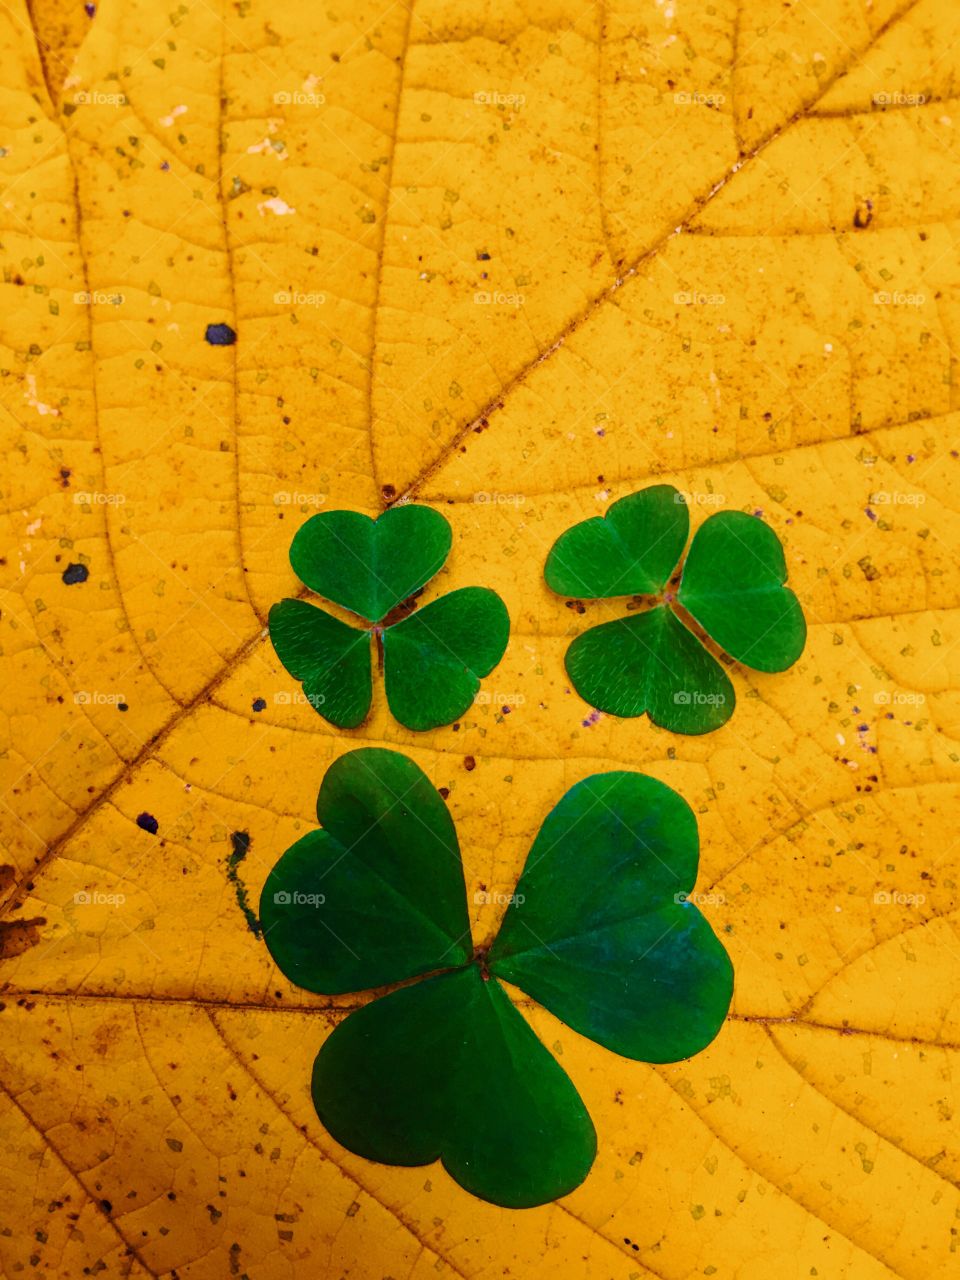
[1,0,959,1275]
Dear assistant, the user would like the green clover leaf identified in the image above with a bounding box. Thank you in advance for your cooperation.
[259,748,733,1208]
[269,506,510,731]
[545,485,806,734]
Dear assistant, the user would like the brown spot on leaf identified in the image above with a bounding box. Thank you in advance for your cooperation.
[0,917,46,959]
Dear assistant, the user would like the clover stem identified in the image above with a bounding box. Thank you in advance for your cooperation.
[472,946,491,981]
[374,626,384,673]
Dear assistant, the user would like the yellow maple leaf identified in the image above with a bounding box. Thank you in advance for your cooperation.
[1,0,958,1274]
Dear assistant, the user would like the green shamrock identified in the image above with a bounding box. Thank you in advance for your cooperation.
[259,747,733,1208]
[269,505,509,731]
[545,484,806,734]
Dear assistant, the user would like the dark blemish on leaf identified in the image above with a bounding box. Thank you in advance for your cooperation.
[100,1200,111,1214]
[438,786,450,799]
[166,1139,183,1153]
[205,322,236,346]
[136,812,159,835]
[62,563,88,585]
[463,756,476,771]
[865,507,877,521]
[252,697,267,712]
[0,865,14,895]
[853,198,873,229]
[565,599,586,615]
[582,709,601,728]
[59,467,71,487]
[226,831,262,939]
[117,702,128,712]
[858,556,879,581]
[0,917,47,959]
[381,483,396,502]
[381,588,423,627]
[477,250,490,260]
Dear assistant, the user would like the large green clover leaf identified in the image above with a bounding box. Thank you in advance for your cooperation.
[259,748,733,1208]
[545,486,806,734]
[268,506,509,731]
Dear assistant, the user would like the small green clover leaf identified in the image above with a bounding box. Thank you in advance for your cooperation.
[259,748,733,1208]
[269,505,510,731]
[545,485,806,734]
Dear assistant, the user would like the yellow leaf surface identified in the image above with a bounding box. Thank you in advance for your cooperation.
[1,0,959,1274]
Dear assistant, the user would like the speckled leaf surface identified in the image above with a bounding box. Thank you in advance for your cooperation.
[2,0,960,1276]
